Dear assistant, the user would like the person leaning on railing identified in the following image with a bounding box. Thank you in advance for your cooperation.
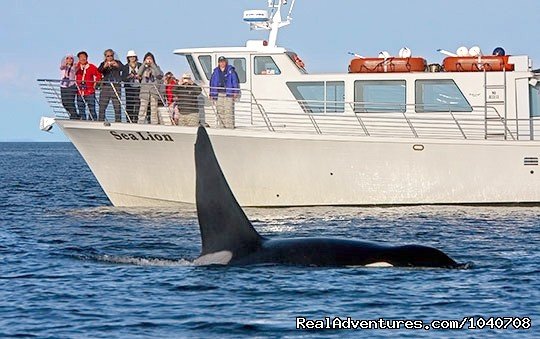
[172,73,202,127]
[97,49,123,122]
[210,56,240,128]
[121,50,142,123]
[75,51,102,121]
[59,54,78,119]
[137,52,163,124]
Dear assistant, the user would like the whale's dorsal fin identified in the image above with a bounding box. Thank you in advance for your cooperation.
[195,126,262,257]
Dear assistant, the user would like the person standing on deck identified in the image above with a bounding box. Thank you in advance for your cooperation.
[137,52,163,124]
[98,49,123,122]
[172,73,202,126]
[75,51,102,121]
[209,56,240,128]
[59,54,78,119]
[121,50,142,123]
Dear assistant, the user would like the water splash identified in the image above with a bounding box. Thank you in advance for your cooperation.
[91,254,193,267]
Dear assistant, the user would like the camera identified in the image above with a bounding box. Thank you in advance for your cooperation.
[80,81,87,90]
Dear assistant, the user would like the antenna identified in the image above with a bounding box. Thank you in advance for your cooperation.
[243,0,296,47]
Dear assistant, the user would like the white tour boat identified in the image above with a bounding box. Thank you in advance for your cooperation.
[39,0,540,207]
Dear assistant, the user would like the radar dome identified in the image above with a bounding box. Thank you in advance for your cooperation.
[493,47,506,56]
[469,46,482,57]
[456,46,469,57]
[378,51,391,59]
[398,47,412,58]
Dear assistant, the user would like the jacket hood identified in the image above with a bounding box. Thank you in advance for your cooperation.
[143,52,155,63]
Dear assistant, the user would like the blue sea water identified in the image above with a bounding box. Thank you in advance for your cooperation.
[0,142,538,338]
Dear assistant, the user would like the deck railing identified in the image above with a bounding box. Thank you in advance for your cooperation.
[38,79,537,141]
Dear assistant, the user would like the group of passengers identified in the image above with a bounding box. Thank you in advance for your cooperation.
[60,50,240,128]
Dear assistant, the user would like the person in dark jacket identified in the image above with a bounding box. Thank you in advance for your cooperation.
[172,73,202,126]
[121,50,141,123]
[137,52,163,124]
[209,56,240,128]
[98,49,124,122]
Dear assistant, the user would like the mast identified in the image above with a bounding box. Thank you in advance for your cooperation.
[243,0,296,48]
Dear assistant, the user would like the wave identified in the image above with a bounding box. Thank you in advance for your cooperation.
[88,254,194,267]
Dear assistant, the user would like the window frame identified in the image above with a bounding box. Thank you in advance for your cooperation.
[354,80,407,113]
[227,57,247,84]
[198,55,213,81]
[254,56,281,75]
[415,79,472,113]
[530,82,540,117]
[185,55,202,81]
[286,81,345,114]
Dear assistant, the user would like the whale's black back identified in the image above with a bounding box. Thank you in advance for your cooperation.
[194,126,460,268]
[195,127,262,257]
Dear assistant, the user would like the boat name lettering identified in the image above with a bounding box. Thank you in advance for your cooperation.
[110,131,174,142]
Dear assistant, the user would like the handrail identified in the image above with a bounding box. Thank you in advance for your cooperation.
[37,78,537,141]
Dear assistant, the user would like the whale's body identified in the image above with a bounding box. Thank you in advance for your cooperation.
[194,126,459,268]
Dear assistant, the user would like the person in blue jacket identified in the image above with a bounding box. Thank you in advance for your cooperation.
[209,56,240,128]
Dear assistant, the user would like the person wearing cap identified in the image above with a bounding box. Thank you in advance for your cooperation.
[137,52,163,124]
[97,49,124,122]
[209,56,240,128]
[121,50,142,123]
[172,73,202,126]
[75,51,102,120]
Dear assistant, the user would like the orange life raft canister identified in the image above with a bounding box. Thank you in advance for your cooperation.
[349,57,427,73]
[443,56,514,72]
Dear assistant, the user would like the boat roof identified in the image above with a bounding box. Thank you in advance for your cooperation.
[173,40,289,55]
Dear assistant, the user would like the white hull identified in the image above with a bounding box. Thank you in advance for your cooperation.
[58,120,540,207]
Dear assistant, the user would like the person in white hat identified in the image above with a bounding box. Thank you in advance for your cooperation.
[121,50,142,122]
[172,72,202,126]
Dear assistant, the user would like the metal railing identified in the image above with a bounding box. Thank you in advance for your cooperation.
[38,79,536,141]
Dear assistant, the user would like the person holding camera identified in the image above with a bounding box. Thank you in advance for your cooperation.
[137,52,163,124]
[172,73,202,126]
[121,50,142,123]
[59,54,78,119]
[98,49,124,122]
[75,51,101,121]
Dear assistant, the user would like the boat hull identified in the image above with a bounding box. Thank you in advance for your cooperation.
[58,120,540,207]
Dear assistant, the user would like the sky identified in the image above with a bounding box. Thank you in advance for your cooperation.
[0,0,539,141]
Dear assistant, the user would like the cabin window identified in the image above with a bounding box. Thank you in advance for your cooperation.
[415,80,472,113]
[287,81,345,113]
[254,56,281,75]
[530,82,540,117]
[354,80,406,113]
[185,55,202,81]
[228,58,247,83]
[198,55,213,80]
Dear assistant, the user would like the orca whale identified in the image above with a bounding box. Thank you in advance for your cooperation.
[194,126,460,268]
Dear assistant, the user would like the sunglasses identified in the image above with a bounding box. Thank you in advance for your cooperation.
[106,55,114,57]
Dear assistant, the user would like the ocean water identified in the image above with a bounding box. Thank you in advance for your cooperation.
[0,142,538,338]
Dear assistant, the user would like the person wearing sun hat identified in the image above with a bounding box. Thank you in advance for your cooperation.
[172,72,202,126]
[121,50,142,122]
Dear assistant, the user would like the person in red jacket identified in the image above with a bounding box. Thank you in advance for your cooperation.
[164,71,177,106]
[75,51,102,120]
